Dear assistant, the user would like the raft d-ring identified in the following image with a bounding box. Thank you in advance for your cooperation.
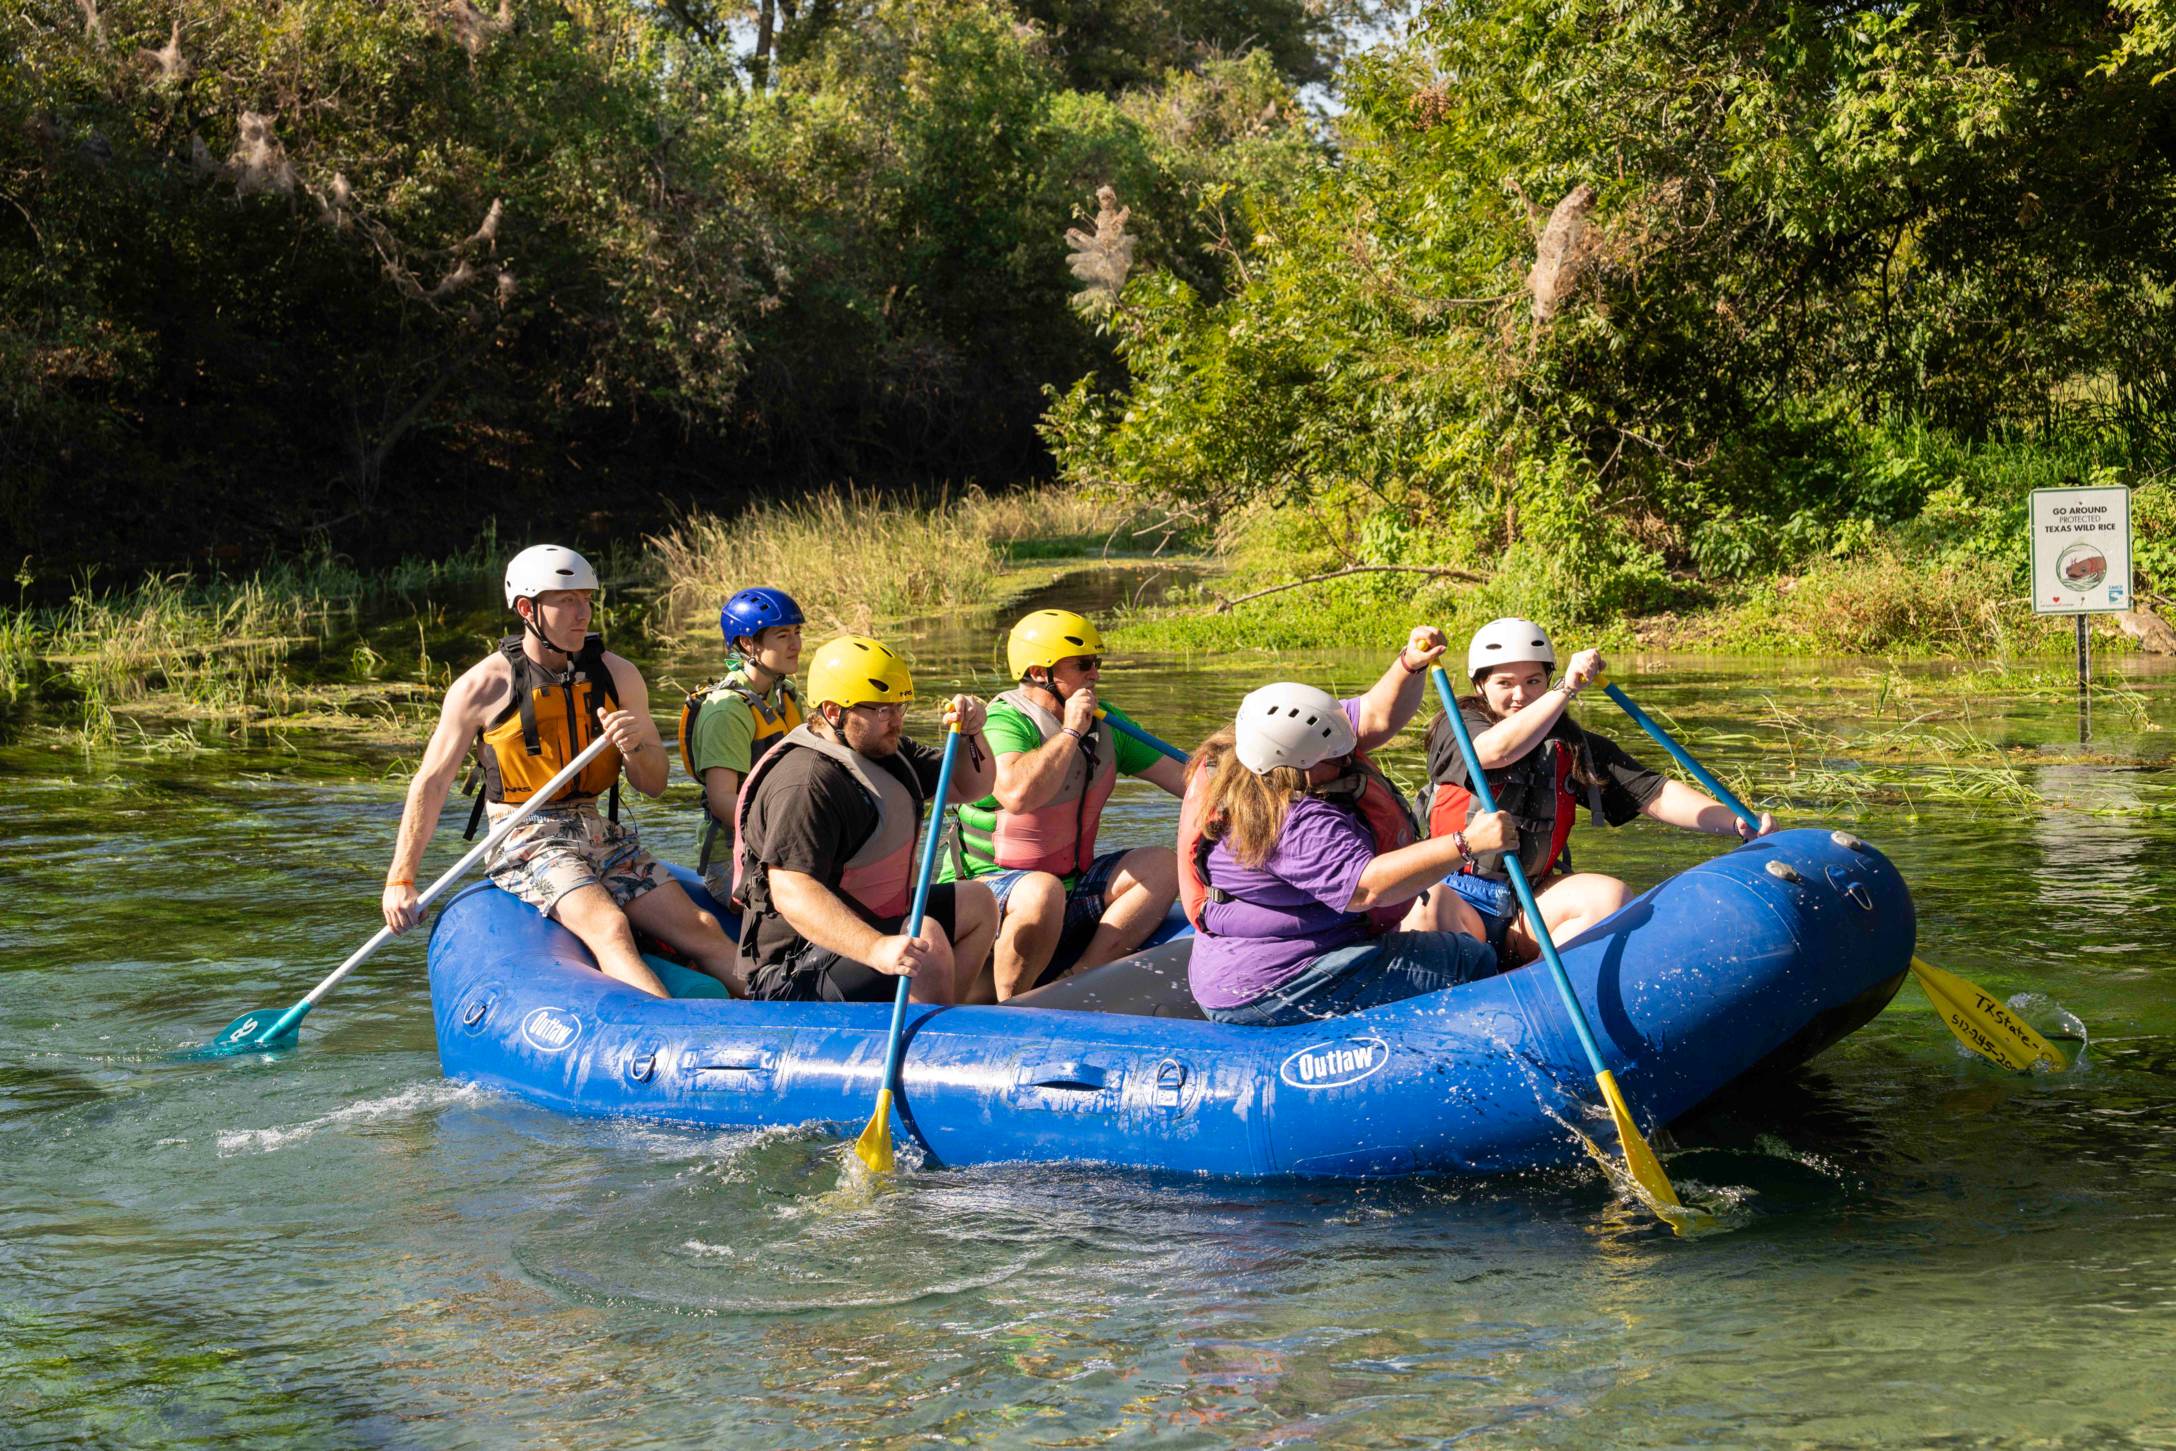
[1765,860,1802,884]
[1831,830,1866,851]
[629,1052,657,1085]
[1841,881,1873,911]
[460,999,489,1029]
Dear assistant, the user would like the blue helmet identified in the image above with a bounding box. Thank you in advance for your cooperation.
[720,586,805,647]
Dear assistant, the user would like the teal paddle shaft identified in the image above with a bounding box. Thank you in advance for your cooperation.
[1096,709,1187,764]
[871,724,964,1120]
[1430,667,1611,1077]
[1601,684,1759,832]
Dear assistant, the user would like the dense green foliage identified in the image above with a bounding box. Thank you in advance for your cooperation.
[1051,0,2176,633]
[2,0,1313,576]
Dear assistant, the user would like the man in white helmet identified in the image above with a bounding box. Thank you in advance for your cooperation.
[378,545,744,998]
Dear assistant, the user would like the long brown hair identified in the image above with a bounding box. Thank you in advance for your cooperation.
[1187,727,1314,868]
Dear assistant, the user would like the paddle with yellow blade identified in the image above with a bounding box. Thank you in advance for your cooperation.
[1431,667,1691,1228]
[854,720,964,1174]
[1598,679,2067,1073]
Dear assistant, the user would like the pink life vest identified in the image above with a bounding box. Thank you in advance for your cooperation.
[734,723,924,920]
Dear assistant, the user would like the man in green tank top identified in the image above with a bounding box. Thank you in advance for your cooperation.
[939,609,1183,1000]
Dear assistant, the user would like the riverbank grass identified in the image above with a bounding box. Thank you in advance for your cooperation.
[647,486,1191,638]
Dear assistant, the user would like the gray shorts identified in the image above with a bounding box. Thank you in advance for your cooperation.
[486,807,669,918]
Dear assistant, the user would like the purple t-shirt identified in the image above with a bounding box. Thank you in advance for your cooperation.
[1188,700,1378,1010]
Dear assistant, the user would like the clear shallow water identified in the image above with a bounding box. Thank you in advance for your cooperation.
[6,592,2176,1448]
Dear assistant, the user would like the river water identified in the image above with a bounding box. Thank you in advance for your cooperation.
[5,578,2176,1448]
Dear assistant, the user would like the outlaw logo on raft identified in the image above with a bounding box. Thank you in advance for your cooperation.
[1279,1035,1391,1090]
[521,1007,583,1054]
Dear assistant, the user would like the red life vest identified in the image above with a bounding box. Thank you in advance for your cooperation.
[733,723,925,920]
[1177,751,1417,939]
[1427,732,1581,881]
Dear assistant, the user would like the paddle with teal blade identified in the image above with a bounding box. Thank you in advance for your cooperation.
[1094,708,1187,764]
[1599,679,2067,1073]
[1431,667,1691,1229]
[854,720,963,1174]
[182,732,618,1060]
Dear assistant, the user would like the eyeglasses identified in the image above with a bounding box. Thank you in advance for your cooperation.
[847,701,909,720]
[1059,655,1103,674]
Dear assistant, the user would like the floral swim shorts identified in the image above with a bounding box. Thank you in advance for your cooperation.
[485,806,670,919]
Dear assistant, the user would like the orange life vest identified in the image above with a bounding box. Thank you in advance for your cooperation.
[1177,750,1417,939]
[678,671,803,871]
[733,722,925,921]
[464,634,621,837]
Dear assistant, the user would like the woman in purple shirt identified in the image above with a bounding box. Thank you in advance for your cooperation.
[1181,629,1516,1027]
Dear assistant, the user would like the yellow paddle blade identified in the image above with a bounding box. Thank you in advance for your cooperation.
[854,1087,896,1174]
[1596,1068,1683,1213]
[1911,956,2068,1073]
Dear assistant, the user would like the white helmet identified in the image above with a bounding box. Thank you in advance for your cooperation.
[1234,683,1356,774]
[1467,617,1555,680]
[504,545,599,609]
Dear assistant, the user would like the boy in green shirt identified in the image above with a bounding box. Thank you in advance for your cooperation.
[941,609,1184,1000]
[679,587,804,900]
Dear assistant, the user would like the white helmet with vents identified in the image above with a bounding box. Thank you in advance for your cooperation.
[504,545,599,609]
[1466,617,1555,680]
[1233,682,1356,774]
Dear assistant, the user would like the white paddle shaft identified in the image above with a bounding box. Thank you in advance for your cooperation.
[297,732,618,1010]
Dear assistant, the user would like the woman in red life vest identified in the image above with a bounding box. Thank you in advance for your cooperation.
[1424,618,1776,964]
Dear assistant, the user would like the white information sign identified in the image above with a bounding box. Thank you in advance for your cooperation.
[2030,485,2131,615]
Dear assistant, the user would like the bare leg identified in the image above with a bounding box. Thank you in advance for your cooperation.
[948,882,998,1004]
[1511,872,1633,957]
[624,880,747,997]
[1399,884,1487,942]
[989,872,1067,1002]
[550,884,668,997]
[1069,847,1178,973]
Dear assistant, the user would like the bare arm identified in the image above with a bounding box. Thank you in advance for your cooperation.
[939,695,997,805]
[601,654,668,797]
[1347,810,1515,910]
[992,685,1099,812]
[769,869,937,979]
[1353,626,1447,750]
[1472,649,1604,768]
[1141,754,1186,797]
[381,656,506,932]
[701,765,741,826]
[1642,779,1774,839]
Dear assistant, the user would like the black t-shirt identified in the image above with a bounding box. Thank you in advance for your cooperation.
[1423,700,1664,877]
[735,735,946,974]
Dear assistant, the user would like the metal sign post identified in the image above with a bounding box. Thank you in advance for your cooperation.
[2030,484,2132,742]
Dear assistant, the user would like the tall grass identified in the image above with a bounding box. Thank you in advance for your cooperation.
[647,485,1160,637]
[1,542,500,743]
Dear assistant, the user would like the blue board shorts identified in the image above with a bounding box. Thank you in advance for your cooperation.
[1439,871,1519,960]
[982,849,1130,933]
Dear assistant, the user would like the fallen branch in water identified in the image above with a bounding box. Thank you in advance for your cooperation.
[1212,564,1484,613]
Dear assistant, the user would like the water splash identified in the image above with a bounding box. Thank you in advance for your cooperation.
[215,1080,478,1156]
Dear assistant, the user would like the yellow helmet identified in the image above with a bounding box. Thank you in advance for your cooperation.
[1006,609,1104,680]
[805,635,915,710]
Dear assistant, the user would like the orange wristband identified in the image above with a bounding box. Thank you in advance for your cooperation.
[387,878,413,888]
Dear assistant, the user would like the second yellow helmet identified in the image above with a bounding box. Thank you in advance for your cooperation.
[1006,609,1104,680]
[806,635,915,709]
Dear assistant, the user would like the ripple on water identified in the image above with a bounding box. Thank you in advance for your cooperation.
[215,1080,481,1156]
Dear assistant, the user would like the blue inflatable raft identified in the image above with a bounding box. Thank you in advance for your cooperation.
[425,827,1912,1179]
